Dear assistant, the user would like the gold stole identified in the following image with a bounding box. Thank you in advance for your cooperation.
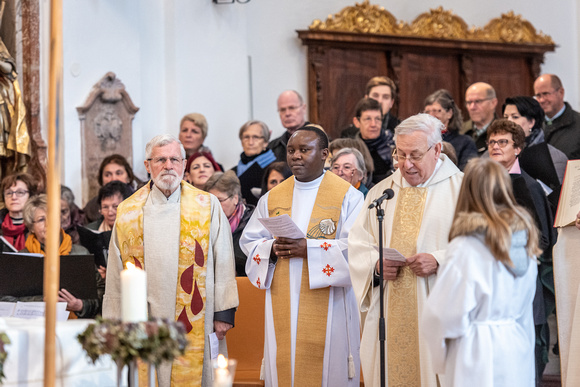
[115,181,211,387]
[268,173,350,387]
[387,187,427,387]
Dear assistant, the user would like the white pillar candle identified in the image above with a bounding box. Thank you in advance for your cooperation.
[121,262,148,322]
[213,354,233,387]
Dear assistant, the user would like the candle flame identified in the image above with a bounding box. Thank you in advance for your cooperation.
[217,354,228,369]
[126,262,135,270]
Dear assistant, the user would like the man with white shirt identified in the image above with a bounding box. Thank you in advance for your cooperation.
[241,125,363,387]
[103,134,238,387]
[349,114,463,387]
[534,74,580,159]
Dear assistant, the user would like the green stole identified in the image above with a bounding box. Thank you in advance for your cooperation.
[268,172,350,387]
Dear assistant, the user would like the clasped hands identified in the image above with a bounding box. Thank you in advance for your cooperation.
[271,237,308,260]
[375,253,438,280]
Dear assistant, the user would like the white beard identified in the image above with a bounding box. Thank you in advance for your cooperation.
[153,171,182,193]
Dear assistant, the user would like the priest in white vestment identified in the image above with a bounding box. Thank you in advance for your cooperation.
[348,114,463,387]
[240,125,363,387]
[103,135,239,387]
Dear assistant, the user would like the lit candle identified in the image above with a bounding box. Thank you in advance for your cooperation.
[213,354,233,387]
[121,262,148,322]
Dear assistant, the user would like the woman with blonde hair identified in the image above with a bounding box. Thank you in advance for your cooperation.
[421,157,541,387]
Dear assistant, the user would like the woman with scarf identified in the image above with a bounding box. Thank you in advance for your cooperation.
[21,194,105,318]
[233,120,276,206]
[204,170,254,277]
[0,173,37,251]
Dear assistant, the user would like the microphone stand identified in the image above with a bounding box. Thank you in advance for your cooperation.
[368,188,393,387]
[373,202,387,387]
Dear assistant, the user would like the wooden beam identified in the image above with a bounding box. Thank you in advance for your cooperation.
[44,0,62,386]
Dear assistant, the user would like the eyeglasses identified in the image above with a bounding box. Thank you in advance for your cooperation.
[217,195,233,203]
[100,204,119,213]
[393,146,433,164]
[486,139,513,148]
[241,135,264,142]
[360,116,382,124]
[4,190,29,198]
[147,157,183,166]
[465,98,493,107]
[278,105,302,114]
[331,163,357,174]
[534,88,560,100]
[33,216,46,224]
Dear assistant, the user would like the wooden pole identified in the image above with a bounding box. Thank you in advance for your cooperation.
[44,0,62,386]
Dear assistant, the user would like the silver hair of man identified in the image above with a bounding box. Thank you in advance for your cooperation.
[331,147,368,184]
[145,134,186,160]
[394,113,444,147]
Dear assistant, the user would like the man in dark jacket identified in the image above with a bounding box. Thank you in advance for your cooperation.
[534,74,580,160]
[268,90,308,162]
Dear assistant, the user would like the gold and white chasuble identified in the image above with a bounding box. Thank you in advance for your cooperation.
[240,171,364,387]
[348,155,463,387]
[103,181,239,387]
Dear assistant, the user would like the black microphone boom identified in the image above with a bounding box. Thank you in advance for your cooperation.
[368,188,395,209]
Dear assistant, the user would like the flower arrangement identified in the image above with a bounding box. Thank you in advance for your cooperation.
[77,317,188,366]
[0,332,10,383]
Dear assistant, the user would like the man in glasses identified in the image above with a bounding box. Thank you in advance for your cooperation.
[349,113,463,387]
[103,134,238,386]
[268,90,309,162]
[534,74,580,159]
[461,82,498,155]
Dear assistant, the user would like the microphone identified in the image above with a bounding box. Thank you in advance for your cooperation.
[368,189,395,209]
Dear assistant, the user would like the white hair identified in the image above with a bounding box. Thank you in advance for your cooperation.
[145,134,186,160]
[332,147,368,184]
[394,113,443,147]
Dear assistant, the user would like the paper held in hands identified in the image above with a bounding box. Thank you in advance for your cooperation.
[374,247,407,262]
[258,214,306,239]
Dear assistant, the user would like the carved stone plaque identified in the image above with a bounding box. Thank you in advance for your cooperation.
[77,72,139,205]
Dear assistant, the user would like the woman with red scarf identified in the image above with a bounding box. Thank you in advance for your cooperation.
[0,173,37,251]
[204,170,254,277]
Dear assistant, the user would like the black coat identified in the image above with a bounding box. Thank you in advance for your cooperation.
[543,102,580,160]
[233,205,255,277]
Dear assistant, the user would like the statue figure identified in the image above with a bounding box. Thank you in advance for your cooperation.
[0,2,31,183]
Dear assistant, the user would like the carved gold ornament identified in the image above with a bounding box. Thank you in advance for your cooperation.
[309,0,401,34]
[309,1,554,45]
[473,11,554,44]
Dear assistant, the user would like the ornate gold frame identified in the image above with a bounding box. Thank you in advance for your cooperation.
[309,1,554,45]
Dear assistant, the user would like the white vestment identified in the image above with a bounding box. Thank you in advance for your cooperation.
[553,226,580,386]
[240,172,364,387]
[421,234,537,387]
[103,185,239,387]
[348,154,462,387]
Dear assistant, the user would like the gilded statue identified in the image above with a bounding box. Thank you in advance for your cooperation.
[0,2,31,182]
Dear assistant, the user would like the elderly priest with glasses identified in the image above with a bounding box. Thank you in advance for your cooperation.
[103,134,238,387]
[348,114,463,387]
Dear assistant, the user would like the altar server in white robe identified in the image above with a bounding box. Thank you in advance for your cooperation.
[240,125,364,387]
[103,135,238,387]
[421,157,540,387]
[348,113,463,387]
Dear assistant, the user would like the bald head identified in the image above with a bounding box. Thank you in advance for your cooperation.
[465,82,498,129]
[277,90,307,133]
[534,74,565,119]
